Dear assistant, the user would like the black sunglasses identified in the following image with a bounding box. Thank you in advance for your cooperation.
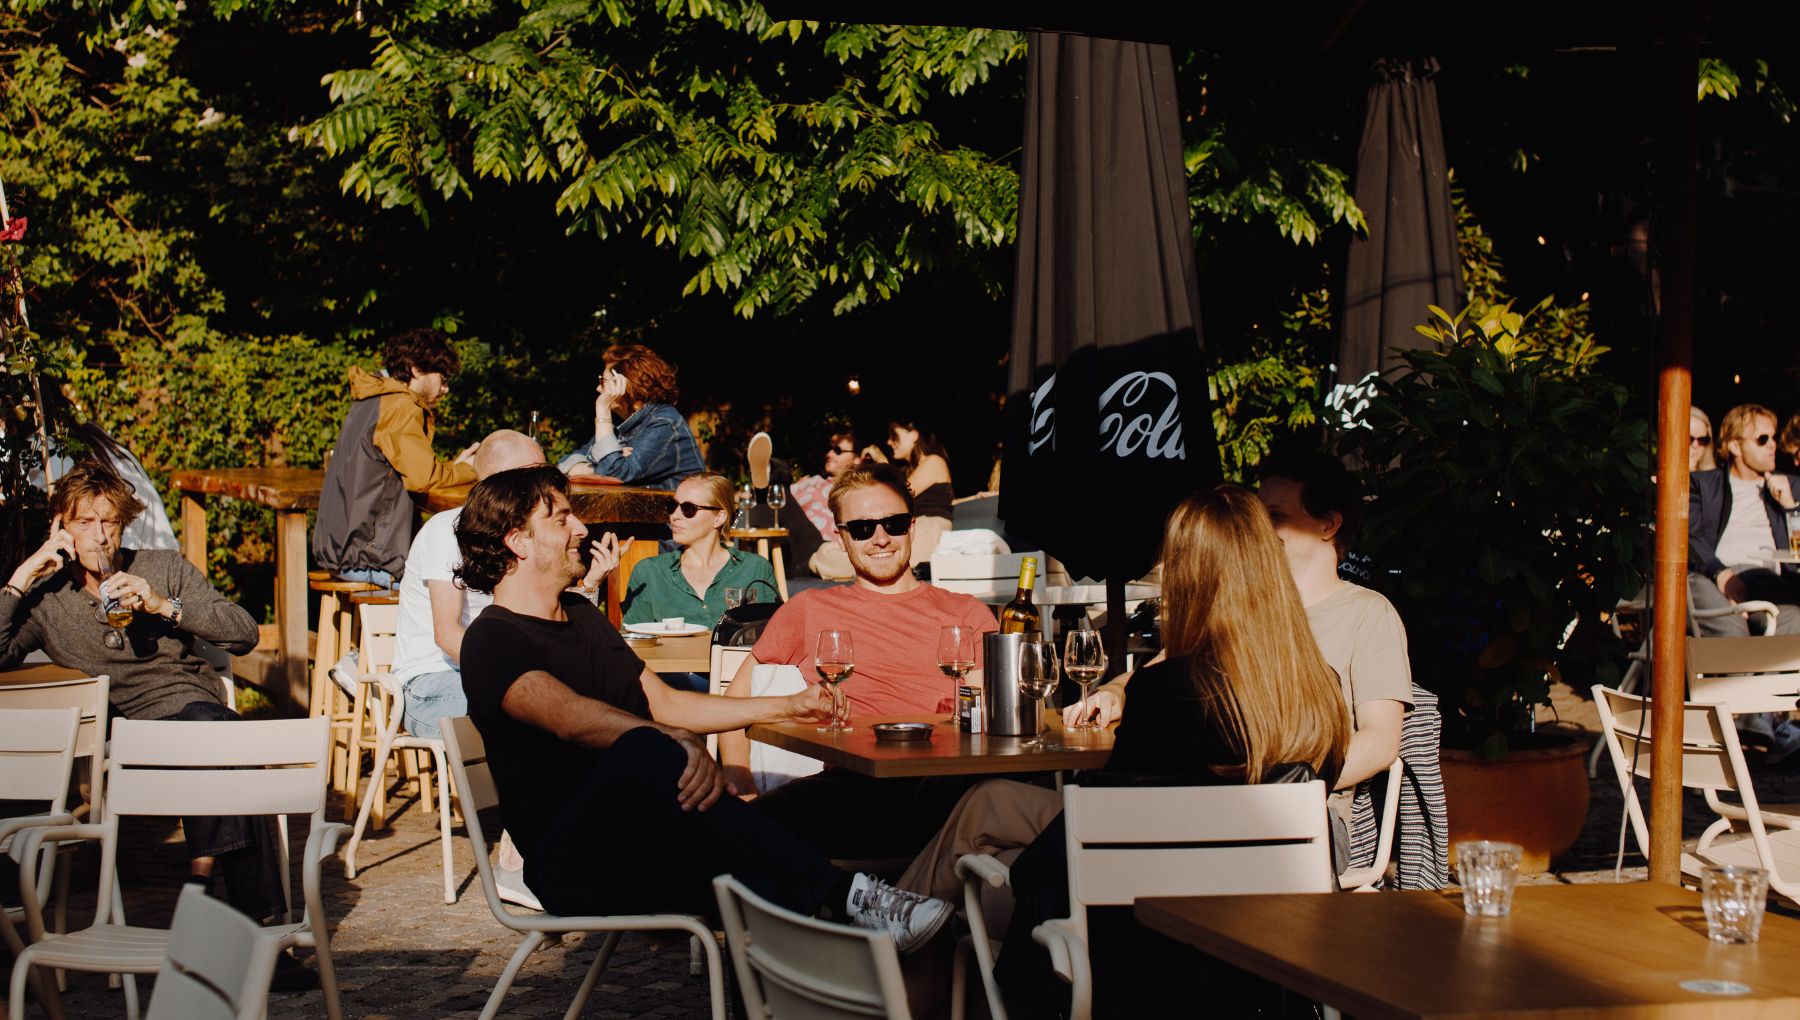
[839,513,913,541]
[675,502,723,519]
[1690,434,1712,447]
[1753,433,1775,447]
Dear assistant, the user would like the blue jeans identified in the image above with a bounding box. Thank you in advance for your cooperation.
[338,567,395,589]
[402,669,466,740]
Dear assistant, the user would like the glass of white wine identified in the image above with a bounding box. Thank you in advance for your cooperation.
[768,483,788,519]
[1063,627,1108,731]
[936,625,977,725]
[815,629,855,732]
[97,568,131,650]
[1018,640,1059,750]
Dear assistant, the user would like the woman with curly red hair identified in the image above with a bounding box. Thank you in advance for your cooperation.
[559,344,704,490]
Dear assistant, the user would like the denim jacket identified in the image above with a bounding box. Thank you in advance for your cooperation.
[557,401,703,490]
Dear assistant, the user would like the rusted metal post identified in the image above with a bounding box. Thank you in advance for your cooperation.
[1648,25,1699,886]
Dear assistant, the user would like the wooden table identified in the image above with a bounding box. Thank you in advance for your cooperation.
[749,710,1113,779]
[1136,882,1800,1018]
[631,632,713,673]
[172,467,326,708]
[0,662,85,687]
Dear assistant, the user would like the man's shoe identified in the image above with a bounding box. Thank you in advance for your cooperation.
[844,873,951,954]
[748,432,773,490]
[495,865,543,911]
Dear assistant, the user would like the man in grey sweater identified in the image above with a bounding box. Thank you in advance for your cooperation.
[1,464,294,949]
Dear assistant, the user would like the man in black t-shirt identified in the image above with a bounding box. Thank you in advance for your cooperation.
[453,466,952,951]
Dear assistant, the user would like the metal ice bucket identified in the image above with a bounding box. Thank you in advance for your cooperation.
[982,632,1035,737]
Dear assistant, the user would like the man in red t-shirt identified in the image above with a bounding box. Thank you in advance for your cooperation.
[720,461,997,858]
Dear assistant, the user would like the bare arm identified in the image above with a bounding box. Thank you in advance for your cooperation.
[500,669,722,811]
[1337,699,1405,790]
[638,662,829,735]
[427,580,467,663]
[1062,649,1164,727]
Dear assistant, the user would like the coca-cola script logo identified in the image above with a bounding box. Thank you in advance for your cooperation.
[1027,371,1185,461]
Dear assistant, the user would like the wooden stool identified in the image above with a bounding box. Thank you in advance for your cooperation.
[310,575,379,807]
[724,527,790,601]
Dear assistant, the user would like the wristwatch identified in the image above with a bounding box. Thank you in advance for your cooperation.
[162,595,183,625]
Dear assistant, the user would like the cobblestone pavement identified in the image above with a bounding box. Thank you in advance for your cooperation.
[9,706,1800,1019]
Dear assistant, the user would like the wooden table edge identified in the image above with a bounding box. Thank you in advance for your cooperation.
[747,715,1113,779]
[1134,895,1409,1020]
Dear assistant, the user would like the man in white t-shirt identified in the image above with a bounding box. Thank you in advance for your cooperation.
[1689,403,1800,637]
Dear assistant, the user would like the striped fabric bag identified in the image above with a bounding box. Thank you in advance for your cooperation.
[1347,684,1449,889]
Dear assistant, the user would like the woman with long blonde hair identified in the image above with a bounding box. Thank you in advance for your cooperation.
[896,483,1349,892]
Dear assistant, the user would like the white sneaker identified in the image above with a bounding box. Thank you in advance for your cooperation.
[495,865,542,912]
[1768,720,1800,767]
[844,873,951,954]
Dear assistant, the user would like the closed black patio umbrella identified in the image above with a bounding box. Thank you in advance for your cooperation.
[999,33,1219,663]
[1334,58,1463,412]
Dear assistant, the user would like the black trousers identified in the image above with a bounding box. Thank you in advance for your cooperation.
[526,726,841,919]
[161,700,287,923]
[752,768,975,861]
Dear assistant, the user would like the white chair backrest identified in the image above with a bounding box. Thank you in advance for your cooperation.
[712,874,909,1020]
[1687,635,1800,715]
[709,645,754,698]
[105,717,331,820]
[1060,782,1333,950]
[359,602,401,677]
[0,674,111,818]
[147,884,283,1020]
[929,550,1046,598]
[0,706,80,809]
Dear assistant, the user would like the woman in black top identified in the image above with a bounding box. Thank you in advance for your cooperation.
[955,485,1350,1016]
[864,419,953,567]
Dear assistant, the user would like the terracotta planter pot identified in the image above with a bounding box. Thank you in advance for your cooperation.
[1440,737,1590,876]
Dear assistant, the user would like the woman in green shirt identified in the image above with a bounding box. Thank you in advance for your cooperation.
[623,472,778,638]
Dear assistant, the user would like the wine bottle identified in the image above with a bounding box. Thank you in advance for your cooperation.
[998,556,1041,635]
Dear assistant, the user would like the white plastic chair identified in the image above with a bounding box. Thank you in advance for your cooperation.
[440,715,726,1020]
[712,873,911,1019]
[705,644,754,757]
[344,602,457,903]
[0,705,81,1008]
[146,884,284,1020]
[1593,685,1800,907]
[7,716,347,1020]
[1337,755,1404,891]
[0,673,114,954]
[1686,634,1800,832]
[1588,590,1780,777]
[953,781,1334,1020]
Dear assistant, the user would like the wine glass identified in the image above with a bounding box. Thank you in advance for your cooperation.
[1018,640,1059,750]
[767,483,788,519]
[96,568,130,650]
[936,625,977,724]
[733,484,754,531]
[815,629,855,732]
[1063,627,1108,731]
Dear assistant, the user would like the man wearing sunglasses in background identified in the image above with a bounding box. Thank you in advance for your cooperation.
[718,461,997,860]
[1690,402,1800,638]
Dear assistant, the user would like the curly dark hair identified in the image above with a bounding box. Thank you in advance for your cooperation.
[453,465,571,594]
[827,460,915,522]
[385,328,463,382]
[602,344,679,406]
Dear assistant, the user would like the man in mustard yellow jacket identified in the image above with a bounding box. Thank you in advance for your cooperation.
[313,328,478,586]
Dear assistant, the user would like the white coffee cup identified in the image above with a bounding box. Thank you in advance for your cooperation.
[661,617,685,632]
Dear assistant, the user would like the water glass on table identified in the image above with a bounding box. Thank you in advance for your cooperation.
[724,586,746,610]
[1018,640,1059,750]
[1063,627,1107,730]
[1702,864,1769,944]
[815,629,855,732]
[1455,840,1522,917]
[936,625,977,725]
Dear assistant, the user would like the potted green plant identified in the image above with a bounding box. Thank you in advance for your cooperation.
[1335,301,1648,871]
